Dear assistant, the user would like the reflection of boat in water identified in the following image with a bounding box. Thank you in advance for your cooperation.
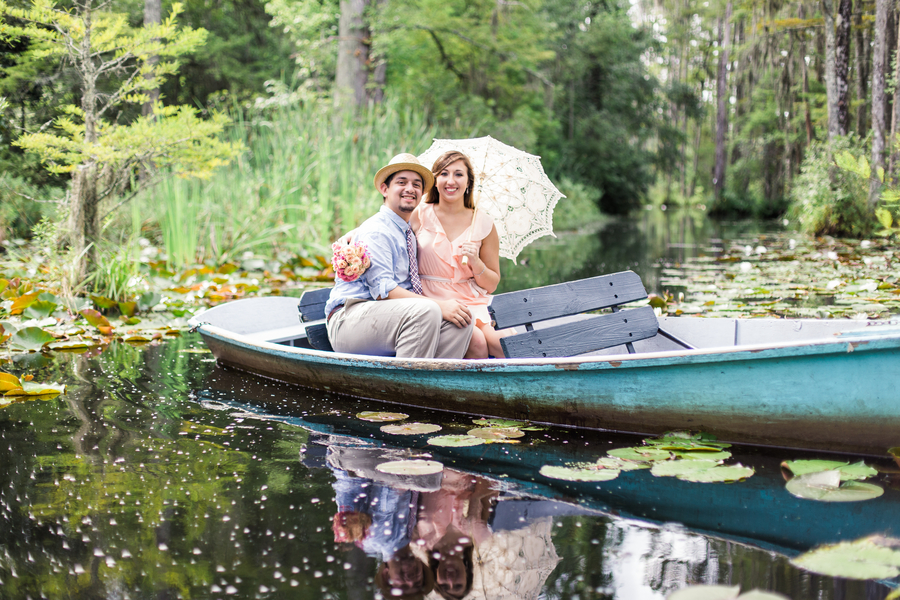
[193,379,900,562]
[191,294,900,454]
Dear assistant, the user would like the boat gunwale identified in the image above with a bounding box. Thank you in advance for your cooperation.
[195,320,900,372]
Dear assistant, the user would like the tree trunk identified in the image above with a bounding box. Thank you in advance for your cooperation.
[335,0,371,108]
[66,0,101,280]
[855,1,869,135]
[142,0,161,118]
[822,0,841,139]
[835,0,852,135]
[870,0,890,207]
[891,11,900,177]
[714,2,732,199]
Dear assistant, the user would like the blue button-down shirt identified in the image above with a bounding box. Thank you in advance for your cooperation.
[325,205,417,315]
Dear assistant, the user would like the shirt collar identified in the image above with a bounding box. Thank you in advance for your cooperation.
[379,204,411,233]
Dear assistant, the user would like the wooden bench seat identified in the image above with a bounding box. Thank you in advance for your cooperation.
[298,271,692,357]
[488,271,693,358]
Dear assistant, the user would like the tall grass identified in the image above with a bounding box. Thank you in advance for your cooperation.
[137,99,459,268]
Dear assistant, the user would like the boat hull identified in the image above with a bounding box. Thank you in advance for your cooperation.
[198,323,900,455]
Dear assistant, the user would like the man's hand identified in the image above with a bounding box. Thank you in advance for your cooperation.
[437,299,472,328]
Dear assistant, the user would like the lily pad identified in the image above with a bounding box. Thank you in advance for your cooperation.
[23,300,57,320]
[375,459,443,476]
[540,464,621,482]
[781,459,878,481]
[678,464,755,483]
[668,586,788,600]
[472,418,526,428]
[356,411,408,423]
[427,435,485,448]
[791,536,900,580]
[608,446,671,462]
[785,471,884,502]
[9,327,56,351]
[80,308,111,329]
[673,450,732,461]
[381,422,443,435]
[595,457,650,471]
[0,372,22,392]
[651,459,721,478]
[7,381,66,397]
[48,339,95,351]
[467,427,525,440]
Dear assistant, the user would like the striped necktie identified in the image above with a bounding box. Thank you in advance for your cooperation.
[406,226,423,295]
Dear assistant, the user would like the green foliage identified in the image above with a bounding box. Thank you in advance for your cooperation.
[787,136,872,236]
[551,177,604,231]
[0,173,57,242]
[136,98,451,267]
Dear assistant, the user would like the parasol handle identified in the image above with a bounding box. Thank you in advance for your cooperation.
[461,189,479,266]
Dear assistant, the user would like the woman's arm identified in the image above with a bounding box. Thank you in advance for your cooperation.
[460,224,501,294]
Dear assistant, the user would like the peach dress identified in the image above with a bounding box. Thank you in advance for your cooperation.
[414,203,495,327]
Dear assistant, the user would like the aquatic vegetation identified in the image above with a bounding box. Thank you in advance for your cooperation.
[467,427,525,440]
[668,585,789,599]
[380,422,442,435]
[375,459,444,476]
[792,535,900,580]
[781,459,879,481]
[784,471,884,502]
[356,411,407,422]
[539,463,622,482]
[426,434,485,447]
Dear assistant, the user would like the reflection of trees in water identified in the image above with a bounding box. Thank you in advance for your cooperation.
[500,211,778,295]
[543,518,883,599]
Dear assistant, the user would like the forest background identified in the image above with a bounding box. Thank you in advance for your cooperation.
[2,0,900,299]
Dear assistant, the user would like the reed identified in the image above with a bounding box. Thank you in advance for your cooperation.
[137,99,450,268]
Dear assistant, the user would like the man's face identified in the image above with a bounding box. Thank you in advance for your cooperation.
[380,170,424,220]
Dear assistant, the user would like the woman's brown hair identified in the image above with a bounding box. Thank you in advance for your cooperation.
[426,151,476,209]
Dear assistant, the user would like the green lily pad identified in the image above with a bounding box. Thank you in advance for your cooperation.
[48,339,95,351]
[651,459,721,477]
[381,422,442,435]
[9,381,66,397]
[608,446,671,462]
[668,586,788,600]
[679,464,755,483]
[791,536,900,580]
[9,327,56,351]
[673,450,732,461]
[23,300,58,320]
[467,427,524,440]
[80,308,111,329]
[785,471,884,502]
[375,459,443,476]
[595,457,650,471]
[781,459,878,481]
[137,291,162,311]
[472,418,526,428]
[427,435,485,447]
[356,411,408,423]
[539,464,621,482]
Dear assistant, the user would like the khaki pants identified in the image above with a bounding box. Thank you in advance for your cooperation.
[326,298,473,359]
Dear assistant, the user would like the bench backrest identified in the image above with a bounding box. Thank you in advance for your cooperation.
[298,287,334,352]
[489,271,658,358]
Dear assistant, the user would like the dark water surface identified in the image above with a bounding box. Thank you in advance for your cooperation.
[1,336,897,599]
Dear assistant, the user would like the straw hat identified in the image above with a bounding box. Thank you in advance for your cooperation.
[374,153,435,194]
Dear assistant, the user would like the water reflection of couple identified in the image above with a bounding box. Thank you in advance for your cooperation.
[324,151,511,360]
[327,446,559,600]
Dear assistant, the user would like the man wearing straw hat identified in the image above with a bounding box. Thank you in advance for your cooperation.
[324,153,474,358]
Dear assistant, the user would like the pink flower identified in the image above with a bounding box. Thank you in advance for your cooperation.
[332,239,371,282]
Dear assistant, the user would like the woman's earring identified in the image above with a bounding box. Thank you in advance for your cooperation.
[465,187,469,194]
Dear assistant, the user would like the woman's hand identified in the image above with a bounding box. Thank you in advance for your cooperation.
[459,241,483,271]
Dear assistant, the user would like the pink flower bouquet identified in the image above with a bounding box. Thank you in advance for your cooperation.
[331,240,371,282]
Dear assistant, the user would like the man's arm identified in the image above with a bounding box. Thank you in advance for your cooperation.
[386,286,472,328]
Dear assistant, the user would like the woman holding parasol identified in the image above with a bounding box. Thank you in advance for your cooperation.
[410,150,510,359]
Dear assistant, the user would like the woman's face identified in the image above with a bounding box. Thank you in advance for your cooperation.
[436,159,469,204]
[436,555,468,598]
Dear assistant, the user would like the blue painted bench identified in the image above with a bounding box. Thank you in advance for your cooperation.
[298,271,692,357]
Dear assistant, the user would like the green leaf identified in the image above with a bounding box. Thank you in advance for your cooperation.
[137,291,162,311]
[356,411,407,422]
[875,207,894,229]
[380,422,442,435]
[23,300,58,320]
[539,464,621,482]
[118,301,137,317]
[651,459,720,477]
[375,459,443,476]
[9,327,56,351]
[9,380,66,396]
[608,446,671,462]
[781,459,877,481]
[427,435,485,447]
[792,536,900,580]
[79,308,111,329]
[785,471,883,502]
[467,427,524,440]
[678,464,754,483]
[91,295,118,309]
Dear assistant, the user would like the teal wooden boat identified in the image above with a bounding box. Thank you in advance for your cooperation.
[190,276,900,455]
